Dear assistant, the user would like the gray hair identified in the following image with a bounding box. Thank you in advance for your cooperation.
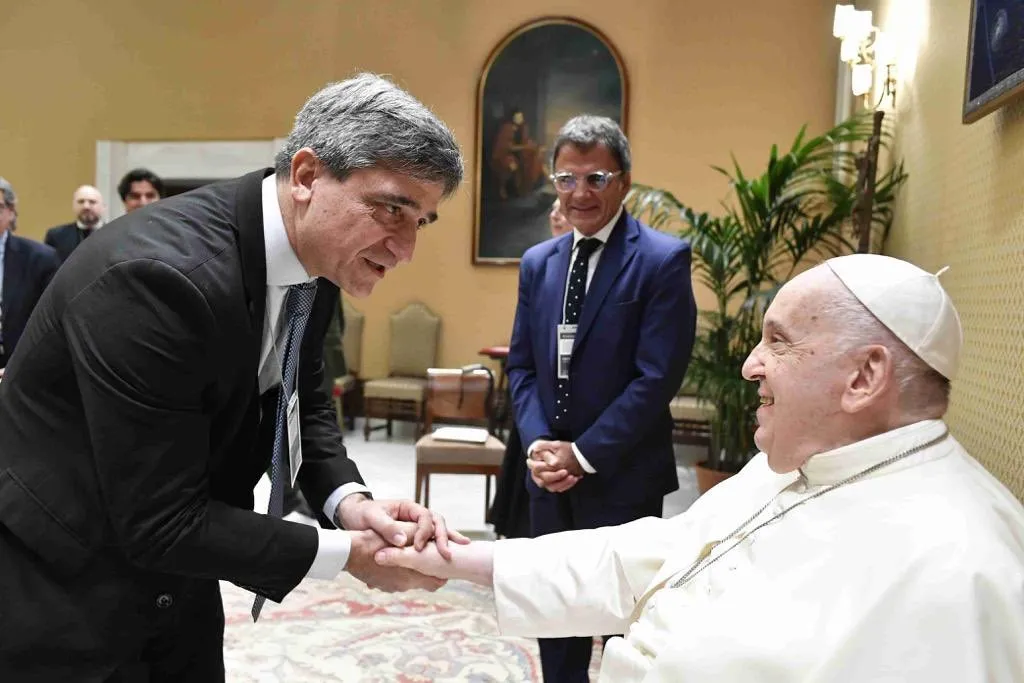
[826,278,951,416]
[551,115,631,172]
[0,177,17,231]
[274,73,463,197]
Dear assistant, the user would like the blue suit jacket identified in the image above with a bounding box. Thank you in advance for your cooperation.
[507,212,697,509]
[1,234,59,367]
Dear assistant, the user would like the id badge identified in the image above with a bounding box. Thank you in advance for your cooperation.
[286,391,302,486]
[556,324,577,380]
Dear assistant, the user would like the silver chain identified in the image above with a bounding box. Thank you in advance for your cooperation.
[670,429,950,590]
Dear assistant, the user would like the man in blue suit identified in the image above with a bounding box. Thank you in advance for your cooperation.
[506,115,696,682]
[0,177,59,370]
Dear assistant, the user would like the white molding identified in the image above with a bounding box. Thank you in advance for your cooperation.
[96,139,282,220]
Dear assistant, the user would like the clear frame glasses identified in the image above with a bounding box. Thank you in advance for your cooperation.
[549,170,622,193]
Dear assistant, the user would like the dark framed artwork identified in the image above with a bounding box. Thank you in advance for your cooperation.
[963,0,1024,123]
[473,17,627,264]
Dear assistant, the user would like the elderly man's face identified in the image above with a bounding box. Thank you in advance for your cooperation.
[741,269,851,472]
[286,151,444,298]
[72,186,105,227]
[0,196,15,234]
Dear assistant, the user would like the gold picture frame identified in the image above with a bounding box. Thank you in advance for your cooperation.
[473,17,628,264]
[963,0,1024,124]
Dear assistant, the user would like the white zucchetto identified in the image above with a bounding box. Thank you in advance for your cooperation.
[826,254,963,379]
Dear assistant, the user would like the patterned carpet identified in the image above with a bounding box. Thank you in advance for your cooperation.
[222,575,602,682]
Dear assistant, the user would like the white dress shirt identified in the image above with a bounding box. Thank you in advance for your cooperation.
[76,220,103,233]
[260,174,370,580]
[528,205,624,475]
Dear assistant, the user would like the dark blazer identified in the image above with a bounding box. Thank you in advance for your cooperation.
[44,221,91,263]
[507,212,697,519]
[0,170,362,679]
[1,233,59,367]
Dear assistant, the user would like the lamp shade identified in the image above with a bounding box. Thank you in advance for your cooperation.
[873,31,896,66]
[851,63,873,96]
[849,9,874,42]
[833,4,855,38]
[840,37,859,63]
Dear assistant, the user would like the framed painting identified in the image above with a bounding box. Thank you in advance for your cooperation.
[473,17,627,264]
[963,0,1024,123]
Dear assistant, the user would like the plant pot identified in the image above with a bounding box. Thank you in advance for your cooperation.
[695,461,735,494]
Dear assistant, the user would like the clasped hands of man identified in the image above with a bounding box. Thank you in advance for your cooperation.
[525,439,583,493]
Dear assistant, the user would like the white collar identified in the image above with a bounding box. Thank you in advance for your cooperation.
[262,174,312,287]
[0,230,9,249]
[798,419,951,487]
[572,204,623,249]
[76,221,102,231]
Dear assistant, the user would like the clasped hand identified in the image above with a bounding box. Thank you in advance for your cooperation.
[526,439,583,493]
[337,494,469,593]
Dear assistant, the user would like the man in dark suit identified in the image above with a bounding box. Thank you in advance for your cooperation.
[0,177,59,370]
[0,74,465,681]
[43,184,106,263]
[506,115,697,682]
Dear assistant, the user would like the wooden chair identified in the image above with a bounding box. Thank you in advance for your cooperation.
[414,367,505,520]
[332,297,364,431]
[670,377,714,453]
[362,302,440,440]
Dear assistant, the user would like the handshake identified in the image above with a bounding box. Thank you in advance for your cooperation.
[337,493,474,593]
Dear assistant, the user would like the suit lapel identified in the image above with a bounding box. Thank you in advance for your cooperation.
[3,235,25,321]
[234,169,273,391]
[542,236,573,369]
[574,211,638,351]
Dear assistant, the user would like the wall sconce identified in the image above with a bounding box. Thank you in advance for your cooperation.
[833,4,897,109]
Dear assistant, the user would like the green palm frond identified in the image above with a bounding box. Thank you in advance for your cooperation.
[625,114,907,472]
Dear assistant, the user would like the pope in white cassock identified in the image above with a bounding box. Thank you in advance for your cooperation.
[373,254,1024,682]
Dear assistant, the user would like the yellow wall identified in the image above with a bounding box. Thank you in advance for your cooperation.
[861,0,1024,498]
[1,0,837,380]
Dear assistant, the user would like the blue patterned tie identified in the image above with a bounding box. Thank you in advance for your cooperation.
[553,238,600,430]
[252,280,318,622]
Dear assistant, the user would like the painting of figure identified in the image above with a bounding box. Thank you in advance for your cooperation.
[474,18,626,263]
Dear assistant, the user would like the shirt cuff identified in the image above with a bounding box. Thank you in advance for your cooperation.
[304,529,351,580]
[572,442,597,474]
[322,483,373,527]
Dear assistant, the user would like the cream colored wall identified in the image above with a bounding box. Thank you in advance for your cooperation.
[860,0,1024,498]
[0,0,837,380]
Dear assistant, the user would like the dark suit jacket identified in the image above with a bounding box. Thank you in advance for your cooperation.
[45,221,99,263]
[507,212,697,519]
[0,170,362,677]
[1,233,59,367]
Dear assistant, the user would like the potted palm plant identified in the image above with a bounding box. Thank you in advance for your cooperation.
[627,115,906,488]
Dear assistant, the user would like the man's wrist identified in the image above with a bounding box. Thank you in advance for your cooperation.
[334,492,369,528]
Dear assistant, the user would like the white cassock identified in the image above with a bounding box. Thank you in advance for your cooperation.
[493,420,1024,682]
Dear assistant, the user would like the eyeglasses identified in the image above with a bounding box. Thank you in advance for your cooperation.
[549,170,622,193]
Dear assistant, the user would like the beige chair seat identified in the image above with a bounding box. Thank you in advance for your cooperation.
[414,434,505,465]
[363,377,427,402]
[670,395,715,422]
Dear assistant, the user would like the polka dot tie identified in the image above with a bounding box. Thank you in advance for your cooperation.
[553,238,601,429]
[252,280,318,622]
